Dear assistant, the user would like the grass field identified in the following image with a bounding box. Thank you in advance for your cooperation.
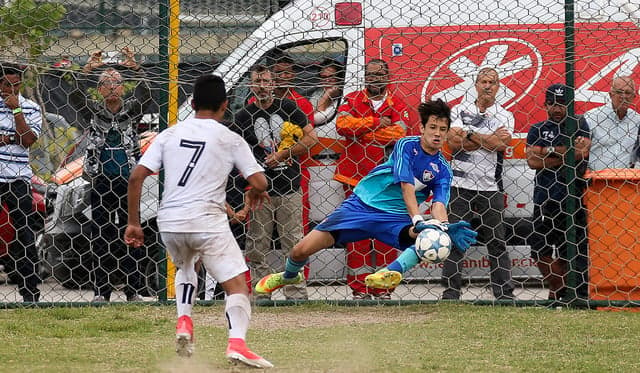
[1,303,639,372]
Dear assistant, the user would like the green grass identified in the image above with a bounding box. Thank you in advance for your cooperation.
[1,303,639,372]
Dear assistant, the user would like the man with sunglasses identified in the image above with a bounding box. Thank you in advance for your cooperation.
[79,47,152,302]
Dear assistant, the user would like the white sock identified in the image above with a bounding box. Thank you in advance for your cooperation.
[175,267,198,318]
[225,293,251,340]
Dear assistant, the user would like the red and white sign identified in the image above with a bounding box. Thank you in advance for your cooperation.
[367,22,640,133]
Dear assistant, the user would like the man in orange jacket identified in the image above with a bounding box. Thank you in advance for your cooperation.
[334,59,409,299]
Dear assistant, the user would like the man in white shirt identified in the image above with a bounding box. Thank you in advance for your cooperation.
[125,75,273,368]
[584,76,640,170]
[441,67,515,300]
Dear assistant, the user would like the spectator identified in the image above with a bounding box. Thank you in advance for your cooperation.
[441,67,515,300]
[79,47,152,302]
[232,64,318,301]
[584,76,640,170]
[309,59,344,127]
[525,83,591,302]
[270,54,314,122]
[334,59,409,299]
[269,53,316,240]
[0,63,41,302]
[125,74,273,367]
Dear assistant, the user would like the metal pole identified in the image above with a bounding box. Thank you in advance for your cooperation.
[157,0,169,302]
[564,0,581,306]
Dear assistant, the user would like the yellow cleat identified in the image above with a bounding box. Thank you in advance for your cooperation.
[255,272,303,294]
[365,270,402,290]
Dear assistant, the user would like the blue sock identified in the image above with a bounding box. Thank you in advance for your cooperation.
[386,246,420,273]
[283,257,307,279]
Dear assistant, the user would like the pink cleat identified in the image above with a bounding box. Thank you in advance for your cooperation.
[175,315,194,357]
[226,338,274,369]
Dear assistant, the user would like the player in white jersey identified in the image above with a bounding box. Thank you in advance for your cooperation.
[125,75,273,369]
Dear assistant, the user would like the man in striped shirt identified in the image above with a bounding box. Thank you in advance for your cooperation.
[442,67,515,300]
[0,63,42,302]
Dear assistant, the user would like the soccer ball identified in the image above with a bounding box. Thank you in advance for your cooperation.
[415,228,452,263]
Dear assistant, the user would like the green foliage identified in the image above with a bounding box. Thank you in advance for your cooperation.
[0,0,66,61]
[30,125,80,181]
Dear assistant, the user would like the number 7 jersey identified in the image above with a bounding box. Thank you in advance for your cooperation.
[138,117,264,233]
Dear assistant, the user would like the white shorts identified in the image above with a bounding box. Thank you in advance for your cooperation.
[161,231,248,284]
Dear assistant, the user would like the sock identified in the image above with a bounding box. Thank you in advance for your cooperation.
[386,245,420,273]
[225,293,251,340]
[283,257,307,279]
[175,267,198,318]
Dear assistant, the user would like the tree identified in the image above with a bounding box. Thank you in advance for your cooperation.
[0,0,68,180]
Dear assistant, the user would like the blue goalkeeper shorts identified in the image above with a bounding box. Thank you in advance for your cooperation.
[314,194,413,250]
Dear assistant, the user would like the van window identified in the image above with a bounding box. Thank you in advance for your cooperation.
[226,39,347,125]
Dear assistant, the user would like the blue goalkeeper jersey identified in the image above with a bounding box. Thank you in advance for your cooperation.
[353,136,453,215]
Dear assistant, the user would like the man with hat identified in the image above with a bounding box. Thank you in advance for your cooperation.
[525,83,591,303]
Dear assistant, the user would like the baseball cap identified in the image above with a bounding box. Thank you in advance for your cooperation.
[545,83,569,105]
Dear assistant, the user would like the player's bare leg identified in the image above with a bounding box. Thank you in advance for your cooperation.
[255,230,335,294]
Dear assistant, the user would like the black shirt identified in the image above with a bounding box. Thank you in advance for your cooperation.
[526,116,591,204]
[233,98,308,196]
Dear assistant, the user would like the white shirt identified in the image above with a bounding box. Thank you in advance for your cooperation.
[450,100,515,191]
[583,103,640,170]
[139,117,264,233]
[0,95,42,182]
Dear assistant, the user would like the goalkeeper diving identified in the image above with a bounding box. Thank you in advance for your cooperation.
[256,99,478,294]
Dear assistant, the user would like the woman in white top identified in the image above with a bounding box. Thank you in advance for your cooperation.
[309,59,344,127]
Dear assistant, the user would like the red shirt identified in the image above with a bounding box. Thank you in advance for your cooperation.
[334,89,409,186]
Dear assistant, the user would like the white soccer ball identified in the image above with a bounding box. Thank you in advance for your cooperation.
[415,228,452,263]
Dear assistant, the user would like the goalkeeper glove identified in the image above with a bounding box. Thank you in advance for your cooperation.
[412,218,478,253]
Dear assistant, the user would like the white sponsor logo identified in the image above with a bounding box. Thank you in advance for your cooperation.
[421,38,543,110]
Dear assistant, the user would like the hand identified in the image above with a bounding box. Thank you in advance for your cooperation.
[494,126,511,141]
[245,189,270,210]
[120,46,138,69]
[413,218,446,233]
[264,151,285,168]
[413,219,478,253]
[124,224,144,247]
[379,116,392,127]
[445,221,478,253]
[2,93,19,110]
[327,86,341,98]
[233,208,249,222]
[83,50,104,72]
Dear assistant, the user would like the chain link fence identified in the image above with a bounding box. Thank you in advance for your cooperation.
[1,0,640,306]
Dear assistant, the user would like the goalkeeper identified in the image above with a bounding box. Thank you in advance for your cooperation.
[255,99,478,294]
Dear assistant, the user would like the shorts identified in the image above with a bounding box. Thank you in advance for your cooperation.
[315,194,413,250]
[161,230,248,284]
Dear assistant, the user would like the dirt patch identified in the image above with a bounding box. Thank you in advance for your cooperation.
[198,307,433,330]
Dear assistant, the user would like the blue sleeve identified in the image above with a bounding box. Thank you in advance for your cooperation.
[392,138,416,184]
[431,163,452,206]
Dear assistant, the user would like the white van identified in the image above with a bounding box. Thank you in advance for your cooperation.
[179,0,640,280]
